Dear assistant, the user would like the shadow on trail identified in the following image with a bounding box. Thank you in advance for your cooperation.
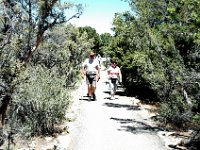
[103,102,141,111]
[103,91,132,97]
[79,96,96,102]
[110,117,165,134]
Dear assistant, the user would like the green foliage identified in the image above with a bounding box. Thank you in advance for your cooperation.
[33,24,93,85]
[78,26,100,52]
[107,0,200,132]
[0,0,88,146]
[99,33,113,56]
[192,113,200,128]
[158,99,190,128]
[10,65,70,135]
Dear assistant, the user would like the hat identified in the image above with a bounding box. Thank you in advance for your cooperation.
[111,59,117,64]
[89,51,95,56]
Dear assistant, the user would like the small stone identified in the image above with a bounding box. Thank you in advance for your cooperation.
[45,137,53,142]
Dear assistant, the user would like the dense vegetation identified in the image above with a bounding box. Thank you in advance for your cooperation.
[101,0,200,148]
[107,0,200,123]
[0,0,199,149]
[0,0,95,148]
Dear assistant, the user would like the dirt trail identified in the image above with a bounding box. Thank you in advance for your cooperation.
[66,69,169,150]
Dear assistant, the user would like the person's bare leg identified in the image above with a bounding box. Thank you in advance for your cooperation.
[110,82,117,99]
[88,84,92,96]
[112,83,117,98]
[91,85,96,100]
[111,91,115,97]
[110,83,114,99]
[90,77,97,99]
[90,85,93,96]
[91,85,96,94]
[87,84,92,100]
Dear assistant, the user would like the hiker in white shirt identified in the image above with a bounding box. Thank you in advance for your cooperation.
[96,54,102,68]
[82,51,100,100]
[107,59,122,100]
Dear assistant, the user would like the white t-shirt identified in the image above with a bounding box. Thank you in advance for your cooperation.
[108,66,121,79]
[96,55,101,62]
[82,58,99,74]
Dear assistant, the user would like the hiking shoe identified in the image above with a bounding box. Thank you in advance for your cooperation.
[110,97,115,100]
[88,96,91,101]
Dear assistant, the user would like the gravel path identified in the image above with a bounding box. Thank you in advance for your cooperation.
[66,70,169,150]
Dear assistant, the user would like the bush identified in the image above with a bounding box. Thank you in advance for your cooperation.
[9,65,70,136]
[157,97,191,128]
[193,113,200,128]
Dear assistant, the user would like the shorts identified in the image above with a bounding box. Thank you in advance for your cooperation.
[86,73,96,85]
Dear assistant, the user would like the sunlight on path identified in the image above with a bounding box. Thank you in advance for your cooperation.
[67,70,168,150]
